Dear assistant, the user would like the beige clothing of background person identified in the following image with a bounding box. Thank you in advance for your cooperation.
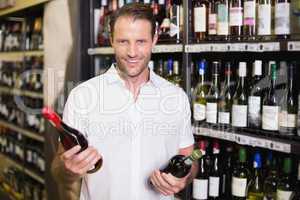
[43,0,81,199]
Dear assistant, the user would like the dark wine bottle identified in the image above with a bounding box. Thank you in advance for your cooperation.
[161,149,202,178]
[42,107,102,174]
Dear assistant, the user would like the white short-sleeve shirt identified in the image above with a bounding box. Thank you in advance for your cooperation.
[63,64,194,200]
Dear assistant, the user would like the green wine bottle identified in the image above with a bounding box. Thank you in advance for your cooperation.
[206,61,221,124]
[232,147,250,200]
[276,157,294,200]
[232,62,248,128]
[262,63,279,131]
[263,154,278,200]
[218,62,233,126]
[247,152,264,200]
[279,62,297,135]
[193,60,208,123]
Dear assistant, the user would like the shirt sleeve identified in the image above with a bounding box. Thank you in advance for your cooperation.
[179,90,195,149]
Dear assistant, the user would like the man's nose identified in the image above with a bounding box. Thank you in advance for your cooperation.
[127,43,138,57]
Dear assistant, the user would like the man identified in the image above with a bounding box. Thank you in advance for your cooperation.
[52,3,197,200]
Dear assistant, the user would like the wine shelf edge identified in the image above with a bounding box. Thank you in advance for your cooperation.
[0,86,43,99]
[0,0,50,17]
[0,120,44,142]
[88,44,184,55]
[193,126,300,155]
[0,154,45,184]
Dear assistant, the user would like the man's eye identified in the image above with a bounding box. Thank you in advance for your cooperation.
[119,40,127,44]
[137,40,145,44]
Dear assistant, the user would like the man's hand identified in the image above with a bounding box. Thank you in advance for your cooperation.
[149,170,190,196]
[60,145,102,177]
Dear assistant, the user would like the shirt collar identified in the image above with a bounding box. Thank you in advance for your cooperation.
[105,63,163,88]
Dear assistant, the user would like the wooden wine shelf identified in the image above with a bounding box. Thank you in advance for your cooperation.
[88,44,184,55]
[0,50,44,61]
[194,124,300,155]
[0,154,45,184]
[0,120,44,142]
[0,86,43,99]
[0,0,50,17]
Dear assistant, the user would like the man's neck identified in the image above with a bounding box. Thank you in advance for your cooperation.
[117,68,150,101]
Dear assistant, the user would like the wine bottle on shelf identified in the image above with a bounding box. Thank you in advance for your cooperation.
[169,0,182,43]
[206,61,221,125]
[193,60,208,123]
[279,62,297,136]
[257,0,272,40]
[31,17,43,50]
[42,107,102,174]
[208,0,217,40]
[247,152,264,200]
[231,147,250,200]
[217,0,229,40]
[293,159,300,200]
[248,60,263,129]
[274,0,290,39]
[161,148,202,178]
[229,0,243,40]
[263,153,278,200]
[193,0,209,42]
[208,140,221,199]
[262,63,280,131]
[218,62,233,126]
[193,140,209,200]
[243,0,256,40]
[221,145,233,198]
[298,91,300,137]
[276,157,294,200]
[232,62,248,128]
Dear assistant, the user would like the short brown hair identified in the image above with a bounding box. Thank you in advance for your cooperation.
[110,3,156,39]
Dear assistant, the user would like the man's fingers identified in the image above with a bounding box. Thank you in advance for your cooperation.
[61,145,81,160]
[77,152,101,170]
[150,173,169,196]
[81,155,102,173]
[72,147,98,164]
[152,170,174,195]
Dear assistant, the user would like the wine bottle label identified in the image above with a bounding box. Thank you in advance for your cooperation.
[217,4,229,35]
[206,102,217,123]
[232,105,247,127]
[193,179,208,199]
[262,106,279,131]
[232,177,247,197]
[275,3,290,35]
[279,112,296,128]
[159,0,165,4]
[193,103,206,121]
[218,111,230,124]
[229,7,243,26]
[27,150,32,162]
[244,1,255,26]
[194,6,207,32]
[248,96,261,126]
[258,4,271,35]
[209,14,217,35]
[209,176,220,197]
[298,163,300,180]
[276,189,293,200]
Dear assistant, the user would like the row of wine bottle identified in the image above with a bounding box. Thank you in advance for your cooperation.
[192,0,295,41]
[94,0,300,47]
[192,59,299,135]
[192,139,300,200]
[0,56,44,92]
[0,94,45,133]
[0,127,45,174]
[0,17,43,52]
[0,166,46,200]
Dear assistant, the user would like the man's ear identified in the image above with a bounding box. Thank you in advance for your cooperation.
[110,35,113,47]
[152,34,158,48]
